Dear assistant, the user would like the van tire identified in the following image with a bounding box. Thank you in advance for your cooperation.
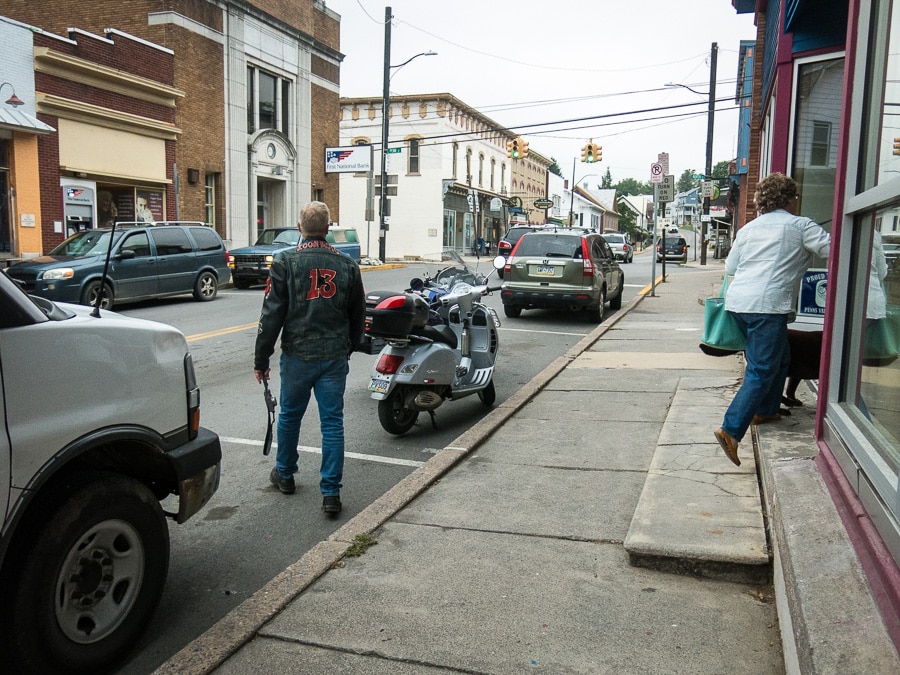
[193,271,218,301]
[5,473,169,673]
[81,281,114,310]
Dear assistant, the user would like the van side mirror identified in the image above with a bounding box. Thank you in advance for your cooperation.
[117,249,136,259]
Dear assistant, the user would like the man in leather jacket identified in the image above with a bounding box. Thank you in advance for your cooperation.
[254,201,365,513]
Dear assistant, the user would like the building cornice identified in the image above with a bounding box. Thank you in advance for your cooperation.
[36,93,181,140]
[34,46,184,108]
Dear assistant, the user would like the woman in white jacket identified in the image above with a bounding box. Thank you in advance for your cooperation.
[714,173,831,466]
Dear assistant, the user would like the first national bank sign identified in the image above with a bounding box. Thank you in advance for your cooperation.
[324,145,373,173]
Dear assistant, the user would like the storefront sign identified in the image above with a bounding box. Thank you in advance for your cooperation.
[798,269,828,318]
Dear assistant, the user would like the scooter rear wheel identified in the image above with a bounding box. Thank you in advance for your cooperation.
[477,378,496,407]
[378,390,419,435]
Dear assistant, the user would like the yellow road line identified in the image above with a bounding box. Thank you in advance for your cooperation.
[186,322,257,343]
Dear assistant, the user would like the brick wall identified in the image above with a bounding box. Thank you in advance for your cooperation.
[36,114,62,249]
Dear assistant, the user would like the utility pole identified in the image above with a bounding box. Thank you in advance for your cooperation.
[700,42,717,266]
[378,6,392,263]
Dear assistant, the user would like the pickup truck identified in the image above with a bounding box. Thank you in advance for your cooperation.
[0,269,221,672]
[227,226,361,288]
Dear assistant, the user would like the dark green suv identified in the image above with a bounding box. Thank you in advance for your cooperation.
[500,228,624,322]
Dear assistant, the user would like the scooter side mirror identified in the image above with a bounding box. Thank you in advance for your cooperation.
[492,255,506,271]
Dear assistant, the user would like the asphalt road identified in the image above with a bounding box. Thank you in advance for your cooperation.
[114,252,669,673]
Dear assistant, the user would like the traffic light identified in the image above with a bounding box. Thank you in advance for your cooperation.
[894,137,900,156]
[520,139,529,159]
[596,145,602,162]
[582,140,595,163]
[511,137,521,159]
[506,139,514,158]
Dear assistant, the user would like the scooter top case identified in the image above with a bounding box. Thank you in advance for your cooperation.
[365,292,429,340]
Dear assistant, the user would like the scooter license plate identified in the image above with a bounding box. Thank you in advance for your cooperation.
[369,377,391,394]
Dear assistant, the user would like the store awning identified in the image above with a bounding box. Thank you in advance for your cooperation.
[0,106,55,135]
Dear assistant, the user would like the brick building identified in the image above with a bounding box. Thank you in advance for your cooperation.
[3,0,342,251]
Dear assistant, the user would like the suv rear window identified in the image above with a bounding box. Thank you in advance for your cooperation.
[514,233,584,258]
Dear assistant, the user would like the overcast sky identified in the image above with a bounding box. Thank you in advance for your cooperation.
[329,0,757,188]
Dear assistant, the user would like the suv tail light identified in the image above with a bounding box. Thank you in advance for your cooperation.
[581,239,594,277]
[498,241,511,253]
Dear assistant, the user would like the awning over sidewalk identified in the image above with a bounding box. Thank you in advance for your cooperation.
[0,106,55,135]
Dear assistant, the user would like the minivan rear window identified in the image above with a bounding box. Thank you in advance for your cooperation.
[190,227,224,251]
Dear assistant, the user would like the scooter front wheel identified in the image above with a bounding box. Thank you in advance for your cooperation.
[477,378,496,407]
[378,389,419,435]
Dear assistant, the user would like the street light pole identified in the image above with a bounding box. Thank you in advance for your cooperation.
[700,42,717,266]
[378,6,392,263]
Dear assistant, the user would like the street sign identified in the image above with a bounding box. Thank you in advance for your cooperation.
[701,180,716,198]
[533,198,553,209]
[693,172,706,180]
[386,147,402,154]
[657,152,670,175]
[650,162,664,183]
[657,174,675,202]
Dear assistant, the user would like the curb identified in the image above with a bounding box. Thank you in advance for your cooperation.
[154,291,647,674]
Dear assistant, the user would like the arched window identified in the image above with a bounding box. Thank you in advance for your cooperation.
[490,158,496,190]
[466,148,472,185]
[452,142,458,179]
[478,153,485,187]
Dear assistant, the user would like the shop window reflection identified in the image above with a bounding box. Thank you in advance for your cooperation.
[858,211,900,472]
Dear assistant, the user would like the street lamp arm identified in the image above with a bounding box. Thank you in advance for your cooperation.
[390,51,437,70]
[665,82,709,96]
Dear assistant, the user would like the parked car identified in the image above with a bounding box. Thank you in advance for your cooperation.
[601,232,634,263]
[656,235,689,263]
[500,228,624,323]
[227,225,361,288]
[6,222,229,310]
[497,224,542,260]
[0,269,221,672]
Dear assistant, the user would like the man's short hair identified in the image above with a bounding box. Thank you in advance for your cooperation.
[300,201,330,237]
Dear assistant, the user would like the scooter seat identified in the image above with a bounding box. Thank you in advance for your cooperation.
[412,324,458,349]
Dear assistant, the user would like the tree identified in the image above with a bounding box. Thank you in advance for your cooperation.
[614,177,652,196]
[548,157,563,177]
[676,169,695,193]
[711,159,733,180]
[601,167,613,188]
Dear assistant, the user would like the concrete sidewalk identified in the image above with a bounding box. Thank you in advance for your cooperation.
[157,259,895,674]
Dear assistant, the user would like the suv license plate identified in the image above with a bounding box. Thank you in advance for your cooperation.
[536,265,554,276]
[369,377,390,393]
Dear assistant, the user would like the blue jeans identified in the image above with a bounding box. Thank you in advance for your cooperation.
[722,312,791,442]
[276,353,349,496]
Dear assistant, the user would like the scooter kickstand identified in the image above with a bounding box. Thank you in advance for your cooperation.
[427,410,438,429]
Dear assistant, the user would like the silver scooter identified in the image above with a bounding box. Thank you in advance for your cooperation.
[367,256,505,435]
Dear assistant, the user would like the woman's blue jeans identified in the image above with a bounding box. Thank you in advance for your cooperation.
[276,353,349,496]
[722,312,791,442]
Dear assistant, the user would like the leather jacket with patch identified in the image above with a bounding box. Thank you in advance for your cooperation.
[254,237,365,371]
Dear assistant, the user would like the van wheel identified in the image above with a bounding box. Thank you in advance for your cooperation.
[4,473,168,673]
[503,304,522,318]
[193,271,218,301]
[378,389,418,435]
[81,281,114,310]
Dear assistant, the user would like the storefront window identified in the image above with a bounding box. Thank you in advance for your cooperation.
[858,0,900,192]
[791,56,843,239]
[832,0,900,536]
[856,207,900,475]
